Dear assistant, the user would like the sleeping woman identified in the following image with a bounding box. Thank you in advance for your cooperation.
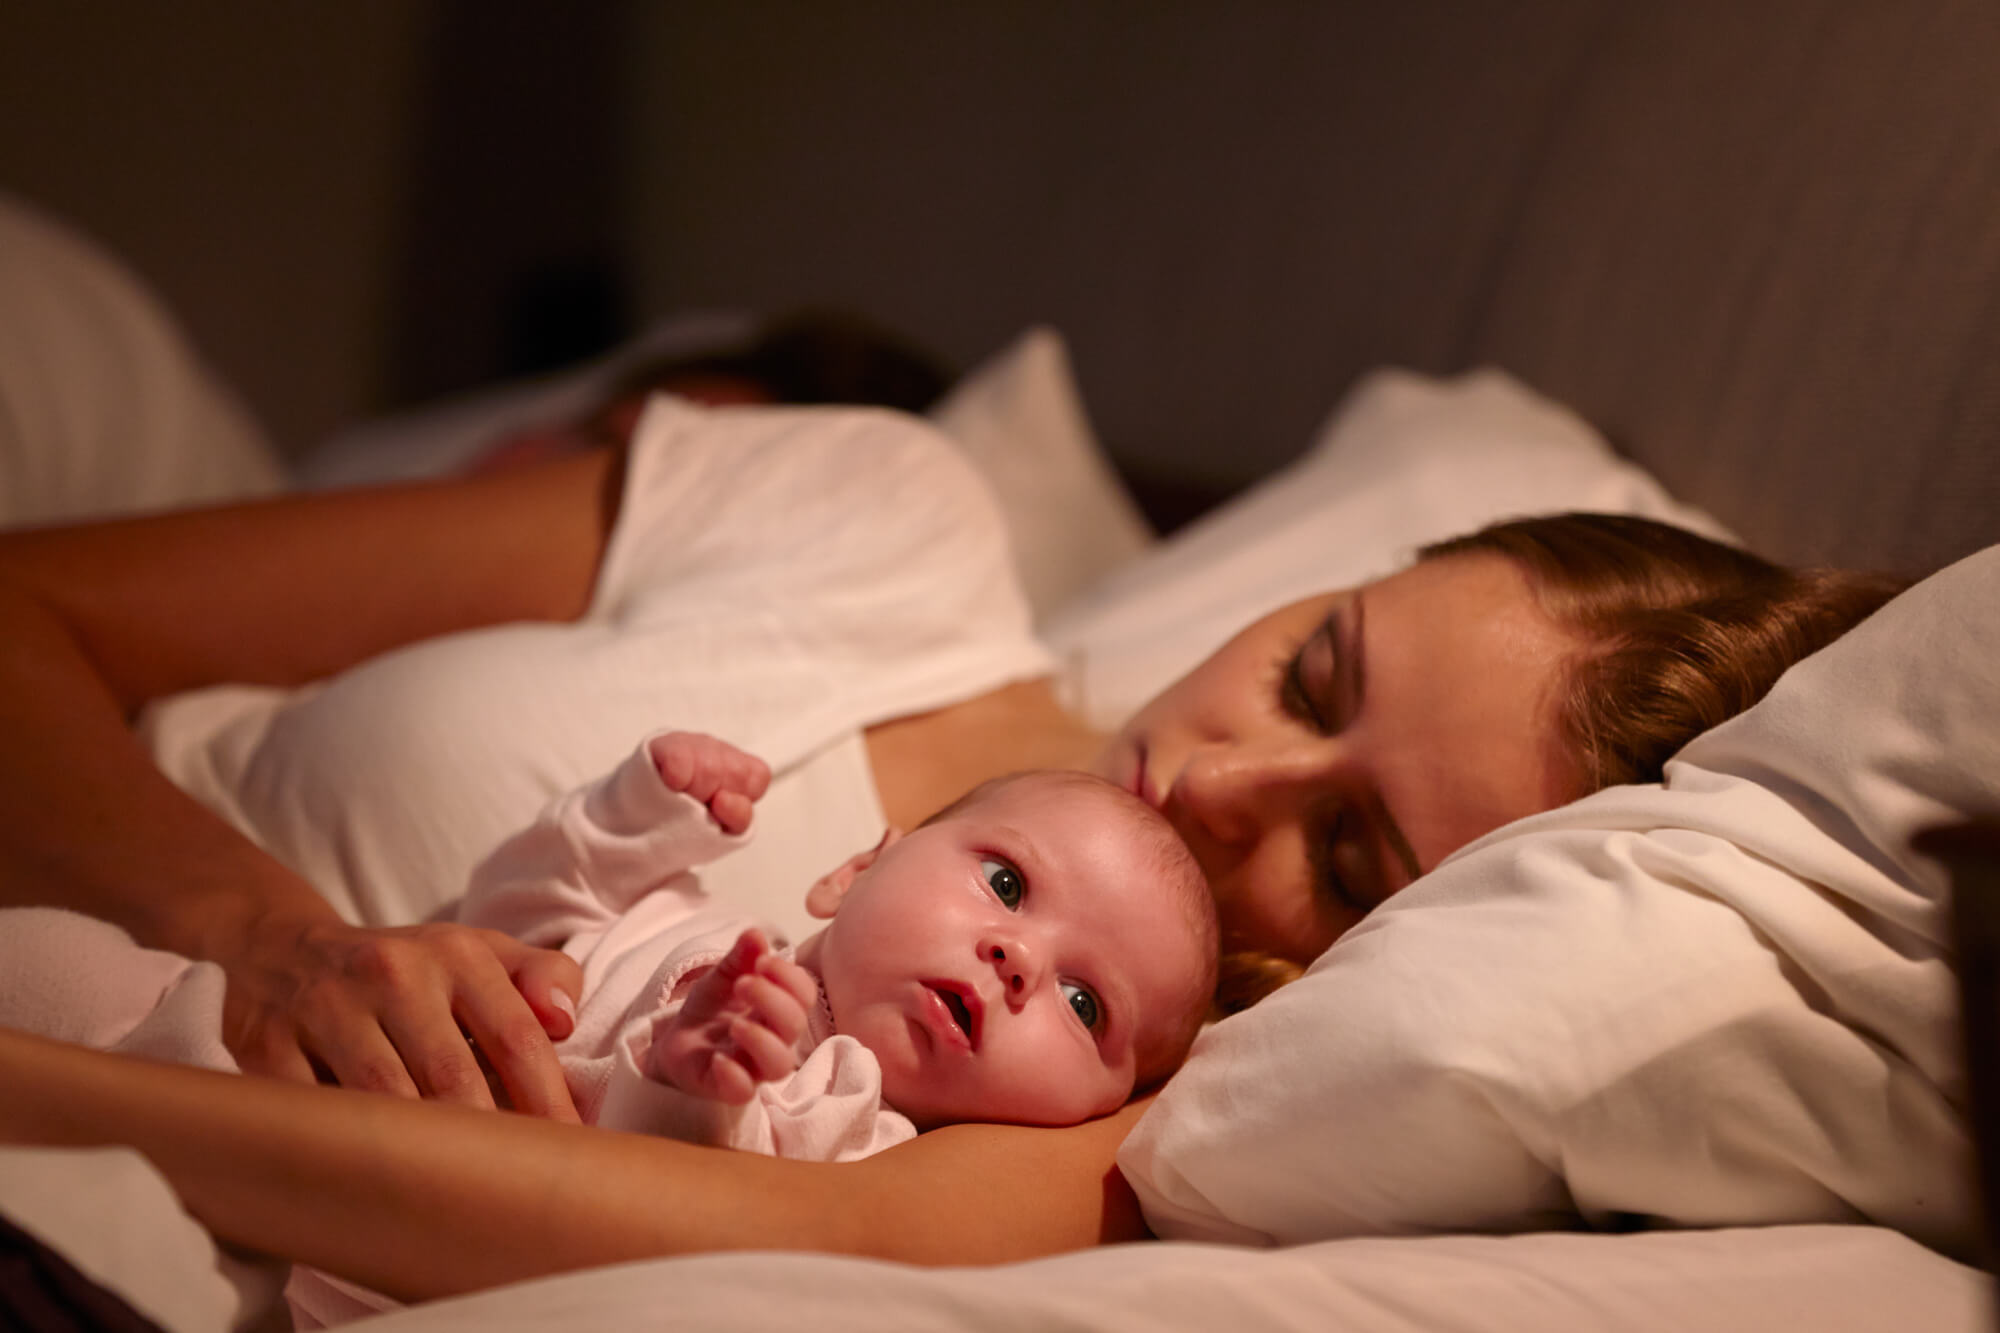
[0,396,1904,1303]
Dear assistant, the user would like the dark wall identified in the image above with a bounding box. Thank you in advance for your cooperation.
[0,4,433,453]
[0,3,631,455]
[5,3,1996,573]
[387,3,631,405]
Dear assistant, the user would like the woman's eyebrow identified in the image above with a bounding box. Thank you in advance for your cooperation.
[1347,591,1421,882]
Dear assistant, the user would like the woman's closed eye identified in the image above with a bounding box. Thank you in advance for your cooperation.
[980,857,1024,909]
[1277,616,1340,731]
[1060,979,1103,1035]
[1277,647,1321,727]
[1311,810,1371,915]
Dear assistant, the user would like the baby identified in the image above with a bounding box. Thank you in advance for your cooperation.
[0,731,1215,1326]
[456,731,1220,1158]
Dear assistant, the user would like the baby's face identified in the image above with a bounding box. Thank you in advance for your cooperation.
[811,775,1207,1130]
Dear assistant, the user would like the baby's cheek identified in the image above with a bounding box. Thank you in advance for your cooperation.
[1019,1055,1132,1127]
[1092,1071,1139,1118]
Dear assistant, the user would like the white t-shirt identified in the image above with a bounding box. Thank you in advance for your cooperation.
[141,400,1055,941]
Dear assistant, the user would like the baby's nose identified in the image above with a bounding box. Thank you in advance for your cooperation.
[982,935,1042,1006]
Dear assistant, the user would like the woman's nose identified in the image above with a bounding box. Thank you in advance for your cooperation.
[981,933,1045,1009]
[1172,740,1346,845]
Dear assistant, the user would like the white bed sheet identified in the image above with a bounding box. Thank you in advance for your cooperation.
[348,1230,1983,1333]
[1,1143,1983,1333]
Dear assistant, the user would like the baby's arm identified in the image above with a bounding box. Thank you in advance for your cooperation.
[454,732,772,947]
[650,928,817,1104]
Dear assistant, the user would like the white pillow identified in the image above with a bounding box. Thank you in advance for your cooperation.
[927,326,1156,620]
[1121,546,1990,1259]
[0,193,283,526]
[1041,367,1733,729]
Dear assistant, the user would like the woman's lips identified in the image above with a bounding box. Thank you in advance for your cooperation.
[1129,743,1162,809]
[1101,738,1161,809]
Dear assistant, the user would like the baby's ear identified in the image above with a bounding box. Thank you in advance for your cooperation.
[804,827,902,918]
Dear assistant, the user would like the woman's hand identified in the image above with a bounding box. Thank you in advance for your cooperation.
[218,913,584,1121]
[0,456,621,1121]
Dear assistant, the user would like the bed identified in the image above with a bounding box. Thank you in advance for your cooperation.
[3,2,1998,1329]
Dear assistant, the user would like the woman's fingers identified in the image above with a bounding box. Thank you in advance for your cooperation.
[219,920,426,1100]
[461,934,583,1122]
[311,1006,444,1105]
[506,941,584,1041]
[304,924,497,1110]
[217,918,579,1119]
[222,1006,322,1088]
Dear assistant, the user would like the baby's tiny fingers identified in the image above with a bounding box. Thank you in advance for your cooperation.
[723,750,772,801]
[734,974,809,1045]
[706,1051,758,1105]
[688,733,756,804]
[677,956,742,1020]
[727,1014,800,1083]
[757,955,822,1014]
[711,929,769,983]
[649,733,698,793]
[709,791,755,835]
[737,928,772,965]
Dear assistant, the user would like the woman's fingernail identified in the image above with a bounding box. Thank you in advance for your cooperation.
[552,990,577,1022]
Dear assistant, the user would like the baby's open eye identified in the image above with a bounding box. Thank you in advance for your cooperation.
[1061,980,1102,1032]
[980,858,1024,909]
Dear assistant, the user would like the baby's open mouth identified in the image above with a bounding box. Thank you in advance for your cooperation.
[940,989,973,1037]
[923,980,980,1049]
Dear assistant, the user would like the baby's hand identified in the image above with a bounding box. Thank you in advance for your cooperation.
[646,731,772,835]
[649,928,819,1104]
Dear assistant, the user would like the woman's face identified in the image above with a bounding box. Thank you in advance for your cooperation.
[1091,553,1582,965]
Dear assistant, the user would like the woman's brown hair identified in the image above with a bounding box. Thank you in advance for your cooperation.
[1421,513,1911,796]
[1213,512,1911,1016]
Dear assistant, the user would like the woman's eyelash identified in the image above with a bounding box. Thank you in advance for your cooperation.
[1275,642,1326,729]
[1311,813,1366,914]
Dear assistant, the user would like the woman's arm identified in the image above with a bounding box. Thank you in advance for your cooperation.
[0,453,622,1115]
[0,1028,1151,1300]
